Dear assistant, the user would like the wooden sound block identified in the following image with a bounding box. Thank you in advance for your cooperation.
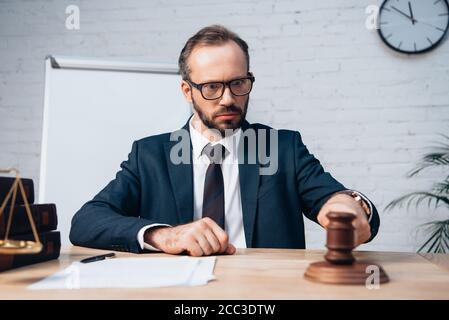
[304,211,390,285]
[304,260,389,285]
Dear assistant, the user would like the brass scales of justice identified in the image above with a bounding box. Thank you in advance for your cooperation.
[0,168,43,254]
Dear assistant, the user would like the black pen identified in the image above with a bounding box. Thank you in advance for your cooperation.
[80,252,116,263]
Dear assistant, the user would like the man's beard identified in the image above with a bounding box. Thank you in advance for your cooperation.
[192,97,249,136]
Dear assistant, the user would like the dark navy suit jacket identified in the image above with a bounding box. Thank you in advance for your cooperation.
[70,120,379,253]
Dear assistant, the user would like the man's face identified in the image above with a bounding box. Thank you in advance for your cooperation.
[181,41,250,135]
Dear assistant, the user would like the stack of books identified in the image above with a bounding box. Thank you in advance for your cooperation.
[0,176,61,272]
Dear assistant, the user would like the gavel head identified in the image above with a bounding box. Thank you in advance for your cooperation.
[324,212,356,265]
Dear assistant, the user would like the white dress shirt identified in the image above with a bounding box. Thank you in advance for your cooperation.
[137,118,247,250]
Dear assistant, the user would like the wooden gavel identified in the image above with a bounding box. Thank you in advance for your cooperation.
[304,211,389,285]
[324,211,356,265]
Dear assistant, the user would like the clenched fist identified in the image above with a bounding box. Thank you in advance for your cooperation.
[144,217,236,257]
[317,193,371,247]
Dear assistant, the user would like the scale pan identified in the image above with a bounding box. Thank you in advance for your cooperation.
[0,240,43,254]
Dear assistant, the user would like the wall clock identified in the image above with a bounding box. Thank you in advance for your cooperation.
[378,0,449,54]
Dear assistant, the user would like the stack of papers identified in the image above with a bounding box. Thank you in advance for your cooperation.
[28,256,216,290]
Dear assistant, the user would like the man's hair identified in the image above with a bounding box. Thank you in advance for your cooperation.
[178,25,250,80]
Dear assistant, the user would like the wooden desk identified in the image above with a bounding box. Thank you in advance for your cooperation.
[0,246,448,299]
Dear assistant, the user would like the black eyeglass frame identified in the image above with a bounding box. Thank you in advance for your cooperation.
[185,72,255,100]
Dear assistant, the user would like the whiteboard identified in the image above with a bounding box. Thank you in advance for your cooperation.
[39,56,191,245]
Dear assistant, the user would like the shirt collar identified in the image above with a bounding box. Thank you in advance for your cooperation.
[189,117,241,160]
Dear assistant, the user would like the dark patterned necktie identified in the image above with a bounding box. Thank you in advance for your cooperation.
[202,143,226,230]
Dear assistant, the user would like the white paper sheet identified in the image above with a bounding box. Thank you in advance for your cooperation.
[28,256,216,290]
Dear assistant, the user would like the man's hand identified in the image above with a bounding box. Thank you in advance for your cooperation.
[144,217,236,257]
[317,193,371,246]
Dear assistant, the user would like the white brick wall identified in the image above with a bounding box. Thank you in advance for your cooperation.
[1,0,448,252]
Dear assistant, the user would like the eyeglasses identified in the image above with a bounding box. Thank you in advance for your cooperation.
[185,73,255,100]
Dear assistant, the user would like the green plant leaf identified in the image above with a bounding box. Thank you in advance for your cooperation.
[417,220,449,253]
[386,132,449,253]
[417,226,442,252]
[385,192,449,211]
[408,136,449,177]
[433,179,449,195]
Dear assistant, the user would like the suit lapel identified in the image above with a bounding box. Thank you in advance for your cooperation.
[238,121,260,248]
[164,121,194,224]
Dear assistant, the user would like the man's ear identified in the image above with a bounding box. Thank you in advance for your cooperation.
[181,80,193,104]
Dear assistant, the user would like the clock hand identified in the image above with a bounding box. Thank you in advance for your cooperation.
[408,1,416,25]
[391,5,413,22]
[415,18,446,32]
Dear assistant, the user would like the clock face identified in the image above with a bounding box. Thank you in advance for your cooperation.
[378,0,449,53]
